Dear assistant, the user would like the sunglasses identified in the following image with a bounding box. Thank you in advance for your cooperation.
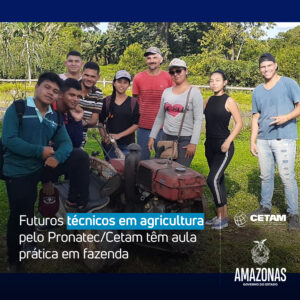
[169,69,184,75]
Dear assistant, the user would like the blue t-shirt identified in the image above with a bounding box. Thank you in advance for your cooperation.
[252,77,300,140]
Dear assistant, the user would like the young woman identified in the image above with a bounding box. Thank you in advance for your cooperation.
[204,70,243,230]
[99,70,139,160]
[148,58,203,167]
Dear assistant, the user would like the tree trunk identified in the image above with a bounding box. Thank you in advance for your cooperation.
[25,39,31,84]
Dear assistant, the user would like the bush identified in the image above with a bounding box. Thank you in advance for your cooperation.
[118,43,146,78]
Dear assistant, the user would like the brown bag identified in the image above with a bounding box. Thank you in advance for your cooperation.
[157,140,178,159]
[157,87,192,160]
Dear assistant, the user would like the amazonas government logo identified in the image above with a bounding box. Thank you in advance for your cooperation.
[251,239,270,265]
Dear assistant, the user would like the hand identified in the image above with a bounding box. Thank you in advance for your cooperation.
[269,115,289,126]
[101,135,111,144]
[69,105,84,121]
[250,142,258,157]
[148,138,154,153]
[221,140,231,153]
[183,144,196,158]
[42,146,55,159]
[42,182,54,195]
[44,157,59,168]
[110,133,121,141]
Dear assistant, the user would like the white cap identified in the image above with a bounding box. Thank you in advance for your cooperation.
[169,58,187,69]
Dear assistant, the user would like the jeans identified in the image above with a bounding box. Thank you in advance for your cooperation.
[257,139,298,215]
[101,143,129,161]
[137,128,163,160]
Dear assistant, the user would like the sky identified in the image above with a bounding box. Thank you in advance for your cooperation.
[97,22,300,38]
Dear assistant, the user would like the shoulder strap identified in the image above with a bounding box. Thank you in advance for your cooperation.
[105,96,112,112]
[130,97,137,113]
[13,99,26,127]
[177,87,192,140]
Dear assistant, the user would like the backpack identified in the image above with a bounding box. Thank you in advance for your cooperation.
[0,100,62,180]
[0,100,25,180]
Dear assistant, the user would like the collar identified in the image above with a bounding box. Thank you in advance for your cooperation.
[27,96,53,123]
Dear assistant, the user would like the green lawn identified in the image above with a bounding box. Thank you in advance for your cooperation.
[0,90,300,273]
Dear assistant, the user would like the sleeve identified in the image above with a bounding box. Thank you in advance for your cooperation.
[287,78,300,104]
[52,124,73,163]
[2,104,44,158]
[149,90,166,139]
[190,88,204,145]
[252,89,259,114]
[99,97,108,123]
[132,75,139,95]
[131,98,140,125]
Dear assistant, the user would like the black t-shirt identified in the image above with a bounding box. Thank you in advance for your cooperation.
[99,96,140,145]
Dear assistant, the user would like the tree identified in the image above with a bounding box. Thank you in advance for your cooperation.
[118,43,145,77]
[199,22,273,61]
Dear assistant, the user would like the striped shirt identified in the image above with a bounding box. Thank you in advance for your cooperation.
[132,70,173,129]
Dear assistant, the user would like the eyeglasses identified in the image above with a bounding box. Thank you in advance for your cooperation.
[169,69,184,76]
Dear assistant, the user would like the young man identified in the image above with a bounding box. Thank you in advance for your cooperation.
[79,61,104,147]
[59,51,83,81]
[2,73,73,271]
[250,53,300,230]
[132,47,173,160]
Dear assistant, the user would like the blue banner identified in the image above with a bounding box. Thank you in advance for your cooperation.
[67,213,205,230]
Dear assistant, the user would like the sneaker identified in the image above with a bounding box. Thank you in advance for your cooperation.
[205,216,221,226]
[248,206,271,216]
[212,218,228,230]
[288,214,300,231]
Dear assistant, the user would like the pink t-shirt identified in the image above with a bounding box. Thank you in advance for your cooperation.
[132,70,173,129]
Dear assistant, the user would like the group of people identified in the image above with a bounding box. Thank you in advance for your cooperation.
[1,47,300,272]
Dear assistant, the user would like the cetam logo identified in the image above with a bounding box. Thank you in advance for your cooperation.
[233,211,286,227]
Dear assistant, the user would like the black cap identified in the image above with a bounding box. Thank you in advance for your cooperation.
[259,53,276,66]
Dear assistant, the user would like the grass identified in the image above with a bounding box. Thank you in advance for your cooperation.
[0,90,300,274]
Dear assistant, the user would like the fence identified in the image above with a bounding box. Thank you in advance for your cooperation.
[0,79,255,91]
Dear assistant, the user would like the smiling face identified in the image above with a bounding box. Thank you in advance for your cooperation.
[35,80,60,106]
[145,53,163,71]
[209,72,227,94]
[113,78,130,95]
[62,88,82,109]
[81,68,100,89]
[259,60,278,81]
[169,67,187,85]
[65,55,83,74]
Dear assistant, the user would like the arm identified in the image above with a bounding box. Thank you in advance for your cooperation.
[52,124,73,164]
[148,94,166,152]
[83,111,98,127]
[251,113,260,157]
[111,125,139,141]
[221,97,243,152]
[184,88,204,158]
[269,102,300,125]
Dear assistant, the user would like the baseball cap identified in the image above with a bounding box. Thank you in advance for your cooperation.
[115,70,131,81]
[169,58,187,69]
[259,53,276,66]
[144,47,162,57]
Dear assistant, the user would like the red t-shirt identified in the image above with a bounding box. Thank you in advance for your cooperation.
[132,70,173,129]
